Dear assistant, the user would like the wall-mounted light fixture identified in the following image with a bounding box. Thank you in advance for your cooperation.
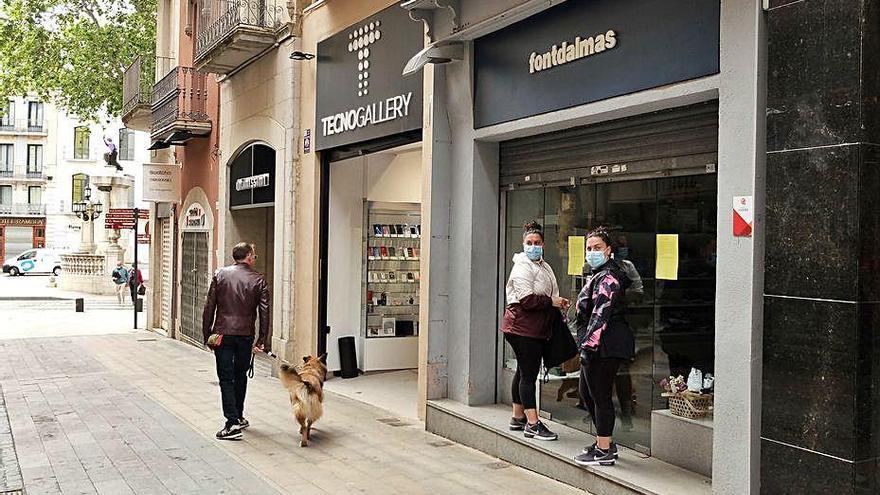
[290,51,316,60]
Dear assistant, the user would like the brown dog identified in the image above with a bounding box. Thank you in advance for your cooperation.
[279,354,327,447]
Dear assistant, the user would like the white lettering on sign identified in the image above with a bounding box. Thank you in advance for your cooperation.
[320,92,413,137]
[235,173,271,192]
[528,29,618,74]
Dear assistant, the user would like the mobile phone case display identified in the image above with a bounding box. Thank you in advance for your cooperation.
[361,203,421,371]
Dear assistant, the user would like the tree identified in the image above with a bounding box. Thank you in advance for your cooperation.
[0,0,156,120]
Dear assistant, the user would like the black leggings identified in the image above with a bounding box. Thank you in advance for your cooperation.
[504,333,544,410]
[579,357,623,437]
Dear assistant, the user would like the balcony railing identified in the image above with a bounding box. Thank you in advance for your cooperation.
[26,171,44,179]
[150,66,211,141]
[0,170,46,181]
[0,119,47,134]
[195,0,286,72]
[0,203,46,216]
[122,56,154,119]
[0,170,11,178]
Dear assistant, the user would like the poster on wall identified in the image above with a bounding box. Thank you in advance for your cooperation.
[142,163,181,203]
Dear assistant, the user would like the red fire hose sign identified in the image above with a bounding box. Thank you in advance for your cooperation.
[733,196,753,237]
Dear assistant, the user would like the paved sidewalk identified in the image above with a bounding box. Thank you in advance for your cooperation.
[0,332,585,494]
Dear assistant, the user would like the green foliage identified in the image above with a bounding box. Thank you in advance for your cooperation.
[0,0,157,120]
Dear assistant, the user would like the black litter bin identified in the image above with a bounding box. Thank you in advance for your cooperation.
[338,336,358,379]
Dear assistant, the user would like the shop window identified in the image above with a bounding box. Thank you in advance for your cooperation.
[118,128,134,161]
[501,174,717,454]
[74,126,90,159]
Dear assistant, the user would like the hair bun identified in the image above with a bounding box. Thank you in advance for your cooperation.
[523,220,542,232]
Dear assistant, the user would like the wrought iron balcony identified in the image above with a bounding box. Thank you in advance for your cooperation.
[194,0,288,74]
[26,171,44,179]
[122,56,155,132]
[0,170,11,178]
[0,203,46,216]
[0,119,48,135]
[150,66,211,146]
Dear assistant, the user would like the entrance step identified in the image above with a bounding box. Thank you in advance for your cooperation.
[426,399,711,495]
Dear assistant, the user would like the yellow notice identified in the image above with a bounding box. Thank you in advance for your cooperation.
[567,236,586,276]
[655,234,679,281]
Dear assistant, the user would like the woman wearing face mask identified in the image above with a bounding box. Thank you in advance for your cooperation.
[573,227,634,466]
[500,220,569,441]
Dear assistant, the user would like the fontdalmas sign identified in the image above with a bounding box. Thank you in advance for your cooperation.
[315,4,423,151]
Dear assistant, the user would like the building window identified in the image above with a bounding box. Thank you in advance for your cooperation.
[0,185,11,205]
[71,173,89,205]
[28,186,41,205]
[0,101,13,128]
[27,145,42,175]
[27,101,43,130]
[118,128,135,161]
[0,144,12,176]
[74,126,90,159]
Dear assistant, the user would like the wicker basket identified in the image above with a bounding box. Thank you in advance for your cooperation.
[667,392,713,419]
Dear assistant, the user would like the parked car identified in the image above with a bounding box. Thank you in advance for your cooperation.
[2,248,63,276]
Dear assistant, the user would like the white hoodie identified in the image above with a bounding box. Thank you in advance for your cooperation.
[505,252,559,305]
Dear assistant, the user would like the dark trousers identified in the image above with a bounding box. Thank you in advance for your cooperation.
[579,356,623,437]
[214,335,254,427]
[504,333,544,410]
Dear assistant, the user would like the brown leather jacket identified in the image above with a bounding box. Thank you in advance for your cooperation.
[202,263,270,345]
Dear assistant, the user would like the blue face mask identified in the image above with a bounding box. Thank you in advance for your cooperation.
[523,244,543,261]
[586,250,607,269]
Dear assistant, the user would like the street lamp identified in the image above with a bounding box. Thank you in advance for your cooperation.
[73,188,103,221]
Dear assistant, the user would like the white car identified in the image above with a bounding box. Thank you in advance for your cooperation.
[2,248,63,277]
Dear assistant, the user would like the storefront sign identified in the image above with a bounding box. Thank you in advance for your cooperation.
[315,4,423,151]
[142,163,181,203]
[733,196,754,237]
[474,0,720,127]
[185,203,206,228]
[229,144,275,209]
[0,218,45,226]
[235,173,271,192]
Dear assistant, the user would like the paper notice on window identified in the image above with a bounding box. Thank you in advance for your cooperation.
[655,234,679,281]
[567,236,586,276]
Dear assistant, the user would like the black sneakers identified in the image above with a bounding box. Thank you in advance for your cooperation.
[575,445,616,466]
[581,441,619,459]
[509,416,527,431]
[216,424,242,440]
[523,421,558,441]
[238,418,250,430]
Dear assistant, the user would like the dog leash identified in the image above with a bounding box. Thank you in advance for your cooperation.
[248,350,280,378]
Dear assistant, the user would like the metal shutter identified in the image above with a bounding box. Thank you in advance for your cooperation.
[159,217,173,331]
[4,227,33,258]
[499,101,719,187]
[180,231,209,346]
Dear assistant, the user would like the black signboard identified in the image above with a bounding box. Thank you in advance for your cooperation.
[315,4,424,151]
[229,144,275,209]
[473,0,720,128]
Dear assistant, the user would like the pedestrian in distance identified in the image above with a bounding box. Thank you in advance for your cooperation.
[500,220,569,441]
[573,227,635,467]
[128,262,144,306]
[111,260,129,305]
[202,242,270,440]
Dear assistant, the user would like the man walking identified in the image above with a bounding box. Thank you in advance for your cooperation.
[111,260,129,305]
[202,242,270,440]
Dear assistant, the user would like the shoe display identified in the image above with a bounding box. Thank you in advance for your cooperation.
[523,421,558,441]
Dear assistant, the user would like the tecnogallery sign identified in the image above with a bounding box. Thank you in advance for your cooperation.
[315,4,423,151]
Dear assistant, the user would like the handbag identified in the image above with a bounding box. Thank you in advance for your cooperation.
[542,311,578,369]
[137,284,146,296]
